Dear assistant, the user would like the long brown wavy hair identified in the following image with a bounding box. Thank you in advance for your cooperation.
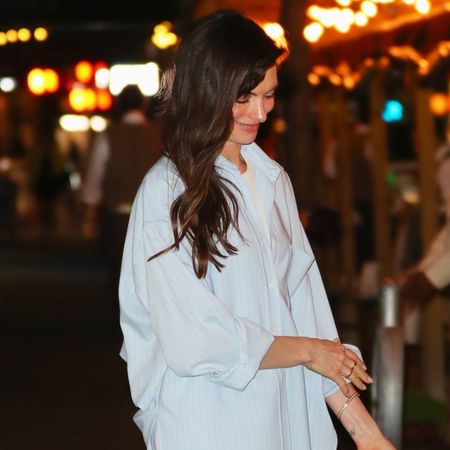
[155,11,286,278]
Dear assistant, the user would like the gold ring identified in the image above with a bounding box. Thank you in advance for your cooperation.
[348,361,356,377]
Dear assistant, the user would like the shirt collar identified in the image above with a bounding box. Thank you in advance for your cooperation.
[215,142,281,184]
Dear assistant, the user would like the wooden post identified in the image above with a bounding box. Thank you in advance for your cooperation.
[415,87,438,247]
[336,89,355,292]
[369,71,392,279]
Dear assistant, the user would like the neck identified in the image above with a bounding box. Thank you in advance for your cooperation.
[221,143,246,173]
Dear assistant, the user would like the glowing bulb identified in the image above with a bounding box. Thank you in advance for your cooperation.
[415,0,430,14]
[361,1,378,18]
[0,77,17,92]
[27,69,46,95]
[403,0,415,4]
[95,67,110,89]
[0,32,6,46]
[355,12,369,26]
[429,93,448,116]
[308,73,321,85]
[44,69,59,93]
[90,116,108,132]
[329,73,342,86]
[307,5,322,20]
[75,60,94,83]
[262,23,287,49]
[336,0,351,5]
[6,29,18,43]
[303,22,324,43]
[34,27,48,41]
[18,28,31,42]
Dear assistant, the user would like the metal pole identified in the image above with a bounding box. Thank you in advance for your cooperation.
[371,280,404,449]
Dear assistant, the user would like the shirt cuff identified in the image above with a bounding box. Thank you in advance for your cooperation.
[205,318,274,391]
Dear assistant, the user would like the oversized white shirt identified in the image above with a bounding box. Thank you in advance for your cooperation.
[119,143,342,450]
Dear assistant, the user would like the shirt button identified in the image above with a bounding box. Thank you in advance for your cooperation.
[268,280,276,288]
[272,326,280,334]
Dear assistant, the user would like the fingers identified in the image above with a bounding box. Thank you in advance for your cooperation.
[340,349,373,391]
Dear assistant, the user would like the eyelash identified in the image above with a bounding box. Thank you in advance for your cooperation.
[236,93,276,104]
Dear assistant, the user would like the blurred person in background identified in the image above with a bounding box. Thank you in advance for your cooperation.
[119,11,394,450]
[81,85,161,317]
[31,117,68,236]
[0,157,17,240]
[400,124,450,441]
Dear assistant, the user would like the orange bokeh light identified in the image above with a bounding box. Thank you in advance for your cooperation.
[44,69,59,93]
[97,90,113,110]
[75,60,94,84]
[27,68,59,95]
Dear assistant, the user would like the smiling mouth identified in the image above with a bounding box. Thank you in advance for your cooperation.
[236,121,259,132]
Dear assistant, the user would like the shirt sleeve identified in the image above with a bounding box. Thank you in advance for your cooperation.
[141,219,275,391]
[80,132,109,205]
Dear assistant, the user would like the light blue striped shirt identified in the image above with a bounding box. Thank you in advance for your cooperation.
[119,143,341,449]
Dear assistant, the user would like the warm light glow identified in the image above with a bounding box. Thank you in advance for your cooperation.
[307,5,322,20]
[90,115,108,132]
[303,22,324,43]
[59,114,90,132]
[313,65,328,76]
[109,63,160,96]
[379,56,390,68]
[95,67,110,89]
[334,8,354,32]
[69,87,88,112]
[0,77,17,92]
[34,27,48,41]
[75,60,94,84]
[343,76,356,89]
[355,12,369,26]
[361,1,378,18]
[0,32,6,46]
[154,21,171,34]
[429,93,449,116]
[329,73,342,86]
[336,0,351,6]
[27,69,46,95]
[151,31,178,49]
[151,21,178,50]
[415,0,431,14]
[96,89,113,110]
[308,73,321,85]
[403,0,415,5]
[45,69,59,93]
[262,22,287,49]
[6,29,18,43]
[18,28,31,42]
[84,88,97,111]
[321,8,340,28]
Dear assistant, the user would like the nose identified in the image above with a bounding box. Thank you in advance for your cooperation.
[250,98,267,123]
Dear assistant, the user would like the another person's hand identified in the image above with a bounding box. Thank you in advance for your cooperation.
[399,270,437,314]
[302,338,372,396]
[357,437,396,449]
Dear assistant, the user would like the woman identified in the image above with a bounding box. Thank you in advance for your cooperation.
[119,10,395,450]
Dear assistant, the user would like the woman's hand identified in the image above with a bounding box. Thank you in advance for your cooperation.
[357,437,397,449]
[300,337,373,396]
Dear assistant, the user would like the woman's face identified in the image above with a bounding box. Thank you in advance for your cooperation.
[226,66,278,150]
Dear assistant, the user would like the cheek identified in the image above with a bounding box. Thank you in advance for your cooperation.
[232,103,247,122]
[265,99,275,114]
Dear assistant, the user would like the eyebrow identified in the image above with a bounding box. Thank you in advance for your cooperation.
[250,84,279,95]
